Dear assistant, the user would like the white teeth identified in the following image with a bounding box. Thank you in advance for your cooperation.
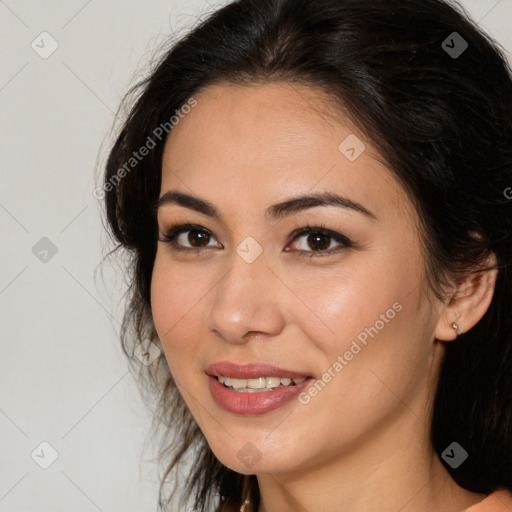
[247,378,266,389]
[217,375,307,391]
[265,377,281,389]
[229,378,247,389]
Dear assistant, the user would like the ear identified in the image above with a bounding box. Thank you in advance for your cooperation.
[434,251,498,341]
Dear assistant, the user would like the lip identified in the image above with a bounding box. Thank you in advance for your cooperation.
[205,361,313,380]
[205,361,315,415]
[208,375,313,415]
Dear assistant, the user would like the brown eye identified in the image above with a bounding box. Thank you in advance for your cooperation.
[159,222,352,257]
[184,230,211,247]
[305,233,331,251]
[288,225,352,256]
[158,224,221,251]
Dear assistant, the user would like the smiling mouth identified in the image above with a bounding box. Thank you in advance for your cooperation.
[216,375,308,392]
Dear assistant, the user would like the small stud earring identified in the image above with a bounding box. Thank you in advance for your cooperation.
[451,322,462,337]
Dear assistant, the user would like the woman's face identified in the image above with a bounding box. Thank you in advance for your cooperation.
[151,82,444,475]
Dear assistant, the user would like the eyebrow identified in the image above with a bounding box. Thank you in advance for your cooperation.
[154,190,377,221]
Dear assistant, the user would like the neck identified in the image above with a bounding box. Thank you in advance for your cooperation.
[254,410,486,512]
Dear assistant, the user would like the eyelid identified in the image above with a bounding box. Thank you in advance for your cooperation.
[158,223,220,251]
[287,222,352,246]
[158,221,353,255]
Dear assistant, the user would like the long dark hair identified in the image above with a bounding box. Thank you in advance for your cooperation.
[100,0,512,510]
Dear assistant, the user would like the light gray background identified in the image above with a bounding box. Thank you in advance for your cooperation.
[1,1,511,511]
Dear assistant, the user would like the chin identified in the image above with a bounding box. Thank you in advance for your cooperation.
[205,433,307,476]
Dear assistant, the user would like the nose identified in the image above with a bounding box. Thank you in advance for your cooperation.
[205,249,286,344]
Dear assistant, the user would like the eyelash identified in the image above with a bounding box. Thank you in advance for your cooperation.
[158,222,353,258]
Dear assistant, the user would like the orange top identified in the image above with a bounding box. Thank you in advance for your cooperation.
[217,488,512,511]
[465,488,512,512]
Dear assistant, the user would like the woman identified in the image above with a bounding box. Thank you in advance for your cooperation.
[100,0,512,510]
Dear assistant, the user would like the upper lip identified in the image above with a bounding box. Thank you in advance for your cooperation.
[205,361,313,380]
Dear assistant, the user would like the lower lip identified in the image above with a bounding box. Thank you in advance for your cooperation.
[208,375,313,415]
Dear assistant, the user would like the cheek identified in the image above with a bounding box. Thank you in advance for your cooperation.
[150,252,204,327]
[150,257,175,337]
[293,297,423,451]
[293,255,426,406]
[290,258,412,358]
[150,256,201,369]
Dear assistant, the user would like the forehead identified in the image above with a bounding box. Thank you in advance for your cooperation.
[160,82,413,226]
[163,82,354,170]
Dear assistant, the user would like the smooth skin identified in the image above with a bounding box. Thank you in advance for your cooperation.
[150,82,497,512]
